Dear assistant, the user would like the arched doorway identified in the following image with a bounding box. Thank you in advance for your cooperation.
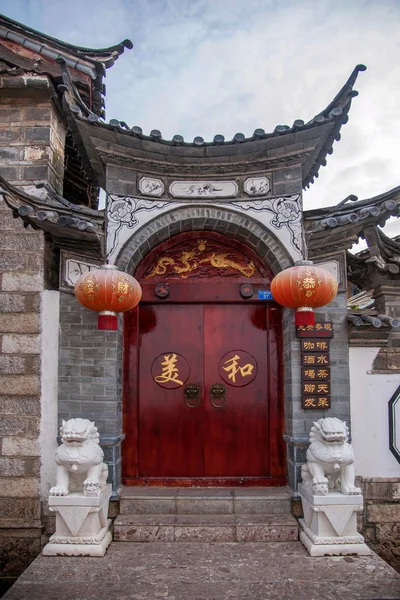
[123,232,285,486]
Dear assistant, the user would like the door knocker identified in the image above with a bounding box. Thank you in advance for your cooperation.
[184,383,201,408]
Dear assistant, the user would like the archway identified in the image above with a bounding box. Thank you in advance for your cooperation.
[115,204,294,275]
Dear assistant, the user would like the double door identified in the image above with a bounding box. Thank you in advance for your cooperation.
[137,302,281,480]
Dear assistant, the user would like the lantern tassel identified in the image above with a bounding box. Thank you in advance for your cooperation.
[98,312,118,330]
[295,308,315,327]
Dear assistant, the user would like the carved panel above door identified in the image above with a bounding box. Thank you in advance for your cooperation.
[143,236,264,280]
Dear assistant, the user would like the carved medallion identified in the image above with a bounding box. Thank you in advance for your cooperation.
[244,176,270,196]
[240,284,255,298]
[218,350,257,387]
[139,177,164,197]
[152,353,190,389]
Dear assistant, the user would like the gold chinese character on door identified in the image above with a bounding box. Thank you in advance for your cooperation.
[151,352,190,389]
[219,350,257,387]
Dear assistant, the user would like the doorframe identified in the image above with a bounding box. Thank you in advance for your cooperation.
[122,232,286,487]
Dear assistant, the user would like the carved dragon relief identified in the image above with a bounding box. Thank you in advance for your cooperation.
[144,238,258,279]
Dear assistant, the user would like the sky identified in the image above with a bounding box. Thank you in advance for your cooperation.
[1,0,399,239]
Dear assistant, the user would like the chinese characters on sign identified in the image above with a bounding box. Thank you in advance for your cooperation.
[296,322,334,338]
[298,321,333,410]
[302,353,330,366]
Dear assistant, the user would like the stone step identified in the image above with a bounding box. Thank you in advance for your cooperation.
[113,513,298,543]
[120,487,291,515]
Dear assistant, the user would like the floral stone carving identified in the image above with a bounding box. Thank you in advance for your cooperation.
[43,419,112,557]
[298,417,370,557]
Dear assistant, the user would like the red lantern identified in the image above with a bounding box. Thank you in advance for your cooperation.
[74,264,142,330]
[270,261,338,326]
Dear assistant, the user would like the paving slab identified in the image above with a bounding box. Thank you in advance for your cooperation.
[4,541,400,600]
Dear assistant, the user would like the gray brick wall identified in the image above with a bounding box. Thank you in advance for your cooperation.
[58,292,123,494]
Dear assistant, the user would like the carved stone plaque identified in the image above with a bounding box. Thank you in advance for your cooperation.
[169,180,238,198]
[65,259,99,287]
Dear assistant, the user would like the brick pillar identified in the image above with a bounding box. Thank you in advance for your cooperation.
[284,291,351,493]
[0,74,66,584]
[0,75,66,193]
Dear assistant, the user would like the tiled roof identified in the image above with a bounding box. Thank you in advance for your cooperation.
[0,174,104,258]
[305,186,400,254]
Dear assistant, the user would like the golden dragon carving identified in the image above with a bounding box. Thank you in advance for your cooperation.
[146,241,256,279]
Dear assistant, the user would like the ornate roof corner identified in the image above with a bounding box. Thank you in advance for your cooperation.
[359,225,400,273]
[305,185,400,255]
[347,227,400,286]
[0,14,133,116]
[0,174,105,259]
[303,64,367,189]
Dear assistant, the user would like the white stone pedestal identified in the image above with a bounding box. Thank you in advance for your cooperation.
[298,483,371,557]
[43,484,112,557]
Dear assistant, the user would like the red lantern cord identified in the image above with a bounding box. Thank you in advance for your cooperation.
[74,264,142,330]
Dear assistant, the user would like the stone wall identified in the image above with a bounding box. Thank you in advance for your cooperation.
[357,477,400,573]
[0,195,44,584]
[0,75,66,585]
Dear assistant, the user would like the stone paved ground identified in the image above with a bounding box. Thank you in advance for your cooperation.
[4,541,400,600]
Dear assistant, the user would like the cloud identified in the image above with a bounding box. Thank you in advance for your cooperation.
[2,0,400,232]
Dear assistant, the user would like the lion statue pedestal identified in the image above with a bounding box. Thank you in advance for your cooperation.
[298,417,371,557]
[43,419,112,557]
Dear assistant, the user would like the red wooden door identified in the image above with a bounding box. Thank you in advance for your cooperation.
[135,302,281,480]
[204,304,269,477]
[138,304,204,477]
[123,231,285,486]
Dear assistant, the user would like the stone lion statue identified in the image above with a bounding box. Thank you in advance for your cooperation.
[301,417,361,496]
[49,418,108,497]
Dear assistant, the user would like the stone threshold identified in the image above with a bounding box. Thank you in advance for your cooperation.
[119,486,292,515]
[120,486,291,498]
[113,513,298,542]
